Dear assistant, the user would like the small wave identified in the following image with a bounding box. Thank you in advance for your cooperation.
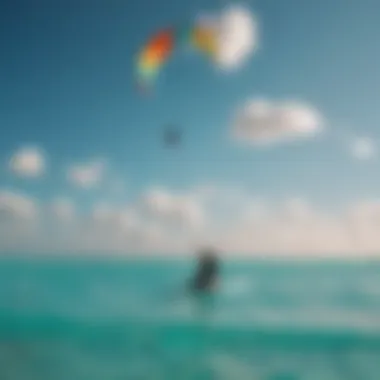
[210,353,259,378]
[221,276,254,296]
[2,312,380,351]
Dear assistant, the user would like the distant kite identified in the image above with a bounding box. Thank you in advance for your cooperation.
[163,125,182,147]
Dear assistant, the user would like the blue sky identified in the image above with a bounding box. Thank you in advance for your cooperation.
[0,0,380,255]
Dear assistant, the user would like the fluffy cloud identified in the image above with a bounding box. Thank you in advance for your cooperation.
[197,5,258,70]
[77,201,192,254]
[89,202,139,233]
[50,198,75,222]
[3,185,380,256]
[217,203,343,256]
[140,188,204,229]
[232,99,323,145]
[281,198,313,222]
[0,190,38,220]
[8,146,46,177]
[67,159,106,189]
[74,189,205,253]
[73,203,139,251]
[0,190,40,249]
[350,137,377,160]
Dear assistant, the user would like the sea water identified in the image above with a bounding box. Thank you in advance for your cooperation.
[0,256,380,380]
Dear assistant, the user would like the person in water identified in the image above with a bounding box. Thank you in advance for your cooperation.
[190,248,219,293]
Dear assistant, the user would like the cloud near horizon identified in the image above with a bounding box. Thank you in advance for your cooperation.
[349,136,377,160]
[1,186,380,257]
[0,190,40,251]
[50,197,76,222]
[140,187,204,229]
[66,159,106,189]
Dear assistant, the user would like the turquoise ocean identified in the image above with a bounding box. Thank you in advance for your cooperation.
[1,256,380,379]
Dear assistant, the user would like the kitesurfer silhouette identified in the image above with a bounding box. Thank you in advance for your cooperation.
[190,248,219,293]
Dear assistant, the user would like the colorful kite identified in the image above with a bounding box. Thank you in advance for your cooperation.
[135,24,217,92]
[191,25,217,59]
[136,28,176,92]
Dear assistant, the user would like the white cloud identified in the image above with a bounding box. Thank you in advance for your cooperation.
[67,159,106,189]
[350,137,377,160]
[92,202,114,223]
[0,190,39,250]
[74,203,152,253]
[218,207,345,256]
[50,198,75,222]
[9,146,46,178]
[0,190,38,220]
[90,202,140,234]
[4,184,380,257]
[281,198,313,222]
[232,99,323,145]
[140,188,204,229]
[197,5,258,70]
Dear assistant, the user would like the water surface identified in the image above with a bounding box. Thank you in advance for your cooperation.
[1,256,379,379]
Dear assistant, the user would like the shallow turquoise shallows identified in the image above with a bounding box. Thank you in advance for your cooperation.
[1,256,380,379]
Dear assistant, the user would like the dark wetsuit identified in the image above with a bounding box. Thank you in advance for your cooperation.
[191,254,219,292]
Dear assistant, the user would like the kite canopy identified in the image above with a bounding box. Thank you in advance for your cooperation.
[135,24,217,92]
[136,28,176,91]
[191,25,217,59]
[163,125,181,147]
